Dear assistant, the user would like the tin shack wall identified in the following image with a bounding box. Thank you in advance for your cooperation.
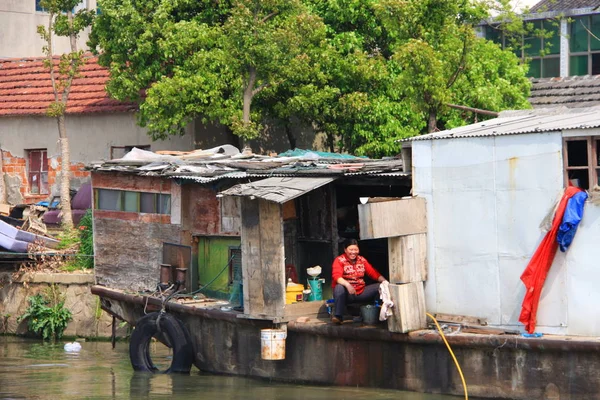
[92,173,241,292]
[410,132,600,335]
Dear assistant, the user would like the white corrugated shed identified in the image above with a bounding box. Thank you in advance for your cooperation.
[412,109,600,336]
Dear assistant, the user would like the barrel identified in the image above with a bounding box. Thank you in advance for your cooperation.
[260,329,286,360]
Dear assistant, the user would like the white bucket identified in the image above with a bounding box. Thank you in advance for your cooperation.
[260,329,287,360]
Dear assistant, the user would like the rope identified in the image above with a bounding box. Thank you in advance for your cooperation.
[427,312,468,400]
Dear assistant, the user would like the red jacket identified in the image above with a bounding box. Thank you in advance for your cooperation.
[331,254,382,295]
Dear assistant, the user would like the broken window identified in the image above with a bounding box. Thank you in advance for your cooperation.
[563,137,600,190]
[26,149,48,195]
[95,189,171,214]
[110,145,151,160]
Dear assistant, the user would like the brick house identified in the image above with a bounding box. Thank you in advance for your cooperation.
[0,54,195,205]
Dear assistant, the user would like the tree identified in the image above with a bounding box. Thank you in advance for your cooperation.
[89,0,327,142]
[89,0,531,158]
[38,0,94,229]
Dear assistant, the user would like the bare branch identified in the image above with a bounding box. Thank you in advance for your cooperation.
[446,103,499,117]
[262,12,278,23]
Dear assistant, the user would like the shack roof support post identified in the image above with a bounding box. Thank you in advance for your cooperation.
[241,197,285,319]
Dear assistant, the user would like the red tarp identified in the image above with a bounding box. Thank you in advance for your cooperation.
[519,186,582,334]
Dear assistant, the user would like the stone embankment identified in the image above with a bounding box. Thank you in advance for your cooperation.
[0,271,125,338]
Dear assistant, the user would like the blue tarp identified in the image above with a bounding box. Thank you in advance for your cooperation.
[278,148,364,159]
[557,190,588,252]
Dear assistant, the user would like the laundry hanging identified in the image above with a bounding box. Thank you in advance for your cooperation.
[557,191,588,252]
[519,186,583,334]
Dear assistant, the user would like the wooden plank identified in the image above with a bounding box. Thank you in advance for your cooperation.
[282,301,328,321]
[387,282,427,333]
[432,313,487,326]
[0,204,9,216]
[460,326,519,335]
[258,200,285,317]
[358,197,427,240]
[388,233,427,283]
[241,198,264,317]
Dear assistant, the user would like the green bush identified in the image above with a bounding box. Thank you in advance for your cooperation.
[76,209,94,270]
[18,285,72,341]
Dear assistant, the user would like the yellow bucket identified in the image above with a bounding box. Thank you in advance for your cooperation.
[285,282,304,304]
[261,329,287,360]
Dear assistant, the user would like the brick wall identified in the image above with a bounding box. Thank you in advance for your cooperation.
[92,172,171,192]
[1,149,89,204]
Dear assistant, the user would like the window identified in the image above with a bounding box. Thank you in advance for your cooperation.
[27,149,49,195]
[569,15,600,76]
[35,0,46,12]
[563,137,600,190]
[483,19,560,78]
[110,145,151,160]
[36,0,87,13]
[95,189,171,214]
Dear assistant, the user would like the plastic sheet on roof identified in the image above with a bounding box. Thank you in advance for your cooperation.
[277,148,363,159]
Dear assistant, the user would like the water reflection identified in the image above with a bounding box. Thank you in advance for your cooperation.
[0,337,469,400]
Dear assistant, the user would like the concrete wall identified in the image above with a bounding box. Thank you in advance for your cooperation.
[0,0,97,59]
[0,113,194,204]
[411,132,600,336]
[0,271,124,338]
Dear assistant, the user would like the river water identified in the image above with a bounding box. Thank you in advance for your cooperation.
[0,336,471,400]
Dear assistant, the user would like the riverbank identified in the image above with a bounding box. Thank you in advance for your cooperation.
[0,271,126,339]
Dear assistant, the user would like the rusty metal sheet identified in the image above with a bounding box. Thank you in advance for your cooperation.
[219,177,336,204]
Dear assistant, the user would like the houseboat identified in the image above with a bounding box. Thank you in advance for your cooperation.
[92,112,600,400]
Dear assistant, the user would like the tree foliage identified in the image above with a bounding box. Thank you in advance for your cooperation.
[89,0,531,157]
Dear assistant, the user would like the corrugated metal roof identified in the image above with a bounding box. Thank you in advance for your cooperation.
[407,108,600,141]
[172,172,248,183]
[219,177,336,203]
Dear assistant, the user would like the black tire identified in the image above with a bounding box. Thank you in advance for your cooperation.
[129,312,194,374]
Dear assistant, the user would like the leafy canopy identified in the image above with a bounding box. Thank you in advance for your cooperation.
[89,0,531,157]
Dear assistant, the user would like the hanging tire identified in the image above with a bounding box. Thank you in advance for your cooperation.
[129,311,194,374]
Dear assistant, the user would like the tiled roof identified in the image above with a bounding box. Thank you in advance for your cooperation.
[530,0,600,12]
[529,75,600,109]
[0,54,138,117]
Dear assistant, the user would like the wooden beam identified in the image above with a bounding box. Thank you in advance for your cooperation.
[388,233,427,283]
[387,282,427,333]
[241,198,264,316]
[358,197,427,240]
[258,200,285,317]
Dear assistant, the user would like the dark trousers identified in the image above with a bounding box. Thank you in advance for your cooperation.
[333,283,380,320]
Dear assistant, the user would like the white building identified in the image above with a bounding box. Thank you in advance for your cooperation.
[0,0,96,59]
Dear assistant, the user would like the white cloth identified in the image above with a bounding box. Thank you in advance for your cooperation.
[378,280,394,321]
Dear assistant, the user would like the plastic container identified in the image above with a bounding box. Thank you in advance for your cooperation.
[285,280,304,304]
[307,277,325,301]
[260,329,287,360]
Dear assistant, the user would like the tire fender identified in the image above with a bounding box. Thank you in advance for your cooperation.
[129,311,194,374]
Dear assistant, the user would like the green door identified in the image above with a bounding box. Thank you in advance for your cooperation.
[197,237,241,300]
